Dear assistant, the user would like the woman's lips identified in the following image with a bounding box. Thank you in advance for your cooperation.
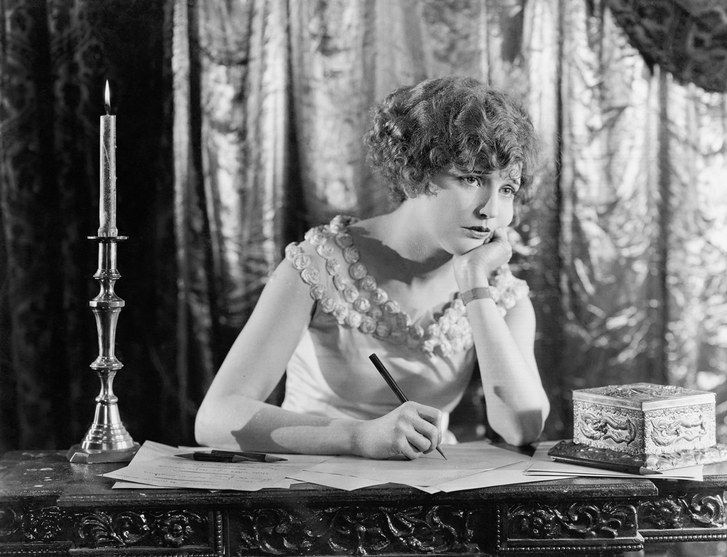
[462,226,492,240]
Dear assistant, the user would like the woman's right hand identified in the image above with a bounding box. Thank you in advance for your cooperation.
[452,227,512,291]
[351,401,443,460]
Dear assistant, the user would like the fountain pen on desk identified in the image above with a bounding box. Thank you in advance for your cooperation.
[177,450,287,463]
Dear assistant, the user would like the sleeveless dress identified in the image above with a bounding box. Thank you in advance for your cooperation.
[281,215,529,437]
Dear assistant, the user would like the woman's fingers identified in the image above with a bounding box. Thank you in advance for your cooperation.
[412,419,441,453]
[452,227,512,285]
[397,436,424,460]
[408,402,443,427]
[486,228,512,263]
[396,402,443,457]
[409,403,444,448]
[353,401,445,460]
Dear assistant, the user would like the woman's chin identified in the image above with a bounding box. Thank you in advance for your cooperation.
[453,236,489,255]
[438,233,487,256]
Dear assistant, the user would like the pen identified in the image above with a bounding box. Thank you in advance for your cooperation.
[368,353,447,460]
[177,450,287,463]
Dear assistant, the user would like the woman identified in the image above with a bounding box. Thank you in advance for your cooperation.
[195,76,550,460]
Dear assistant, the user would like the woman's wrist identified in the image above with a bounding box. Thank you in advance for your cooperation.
[453,258,494,290]
[454,267,491,292]
[460,286,494,305]
[339,418,365,456]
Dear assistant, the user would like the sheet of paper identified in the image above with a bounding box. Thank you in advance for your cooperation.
[307,441,529,487]
[110,444,213,489]
[109,442,201,490]
[103,441,327,491]
[112,481,175,489]
[290,461,562,493]
[111,479,306,490]
[116,440,688,493]
[526,443,703,481]
[287,470,385,491]
[137,440,187,460]
[434,461,570,492]
[410,484,442,494]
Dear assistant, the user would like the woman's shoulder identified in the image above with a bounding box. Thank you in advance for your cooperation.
[283,215,373,327]
[319,214,361,234]
[285,214,391,271]
[285,215,358,260]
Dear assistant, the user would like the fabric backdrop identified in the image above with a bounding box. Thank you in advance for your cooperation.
[1,0,726,452]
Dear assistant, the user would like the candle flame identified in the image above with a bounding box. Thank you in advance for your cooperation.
[104,80,111,114]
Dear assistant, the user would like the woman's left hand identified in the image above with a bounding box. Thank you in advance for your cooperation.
[452,228,512,290]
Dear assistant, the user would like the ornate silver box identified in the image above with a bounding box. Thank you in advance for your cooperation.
[573,383,715,456]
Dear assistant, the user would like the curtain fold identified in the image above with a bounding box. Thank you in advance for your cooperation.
[607,0,727,93]
[555,1,666,434]
[0,1,60,449]
[663,79,727,395]
[1,0,726,451]
[1,0,174,451]
[289,0,378,221]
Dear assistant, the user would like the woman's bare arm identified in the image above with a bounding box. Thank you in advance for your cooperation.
[195,258,443,458]
[194,258,356,453]
[465,294,549,446]
[453,229,549,446]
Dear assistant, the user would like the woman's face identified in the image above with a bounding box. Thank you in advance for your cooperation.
[421,163,521,255]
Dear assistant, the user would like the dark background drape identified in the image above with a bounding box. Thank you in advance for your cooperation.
[1,0,726,453]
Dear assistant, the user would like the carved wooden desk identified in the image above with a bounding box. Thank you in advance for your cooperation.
[1,450,726,556]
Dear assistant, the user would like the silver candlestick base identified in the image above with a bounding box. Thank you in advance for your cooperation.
[68,235,139,464]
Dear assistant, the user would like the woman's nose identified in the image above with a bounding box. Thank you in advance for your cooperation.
[478,192,498,219]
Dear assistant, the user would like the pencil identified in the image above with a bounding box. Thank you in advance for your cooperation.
[368,353,447,460]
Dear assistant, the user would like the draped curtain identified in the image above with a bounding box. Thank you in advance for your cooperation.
[0,0,178,451]
[1,0,726,452]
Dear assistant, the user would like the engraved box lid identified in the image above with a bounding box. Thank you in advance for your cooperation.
[572,383,715,411]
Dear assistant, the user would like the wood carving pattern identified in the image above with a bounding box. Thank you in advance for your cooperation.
[0,507,22,541]
[76,509,207,548]
[23,507,65,542]
[154,510,207,547]
[638,494,725,530]
[77,510,150,547]
[0,506,208,548]
[234,505,482,555]
[506,502,637,539]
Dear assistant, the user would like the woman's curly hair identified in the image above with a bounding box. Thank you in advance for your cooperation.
[364,76,539,204]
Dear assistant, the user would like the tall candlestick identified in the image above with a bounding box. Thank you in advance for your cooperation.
[67,80,137,464]
[99,80,117,237]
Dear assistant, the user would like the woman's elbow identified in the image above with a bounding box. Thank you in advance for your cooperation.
[194,399,218,446]
[492,403,549,447]
[500,425,542,447]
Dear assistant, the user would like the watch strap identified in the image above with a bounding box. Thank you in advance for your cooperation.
[460,286,492,305]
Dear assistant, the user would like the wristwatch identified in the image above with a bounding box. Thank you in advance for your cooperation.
[460,286,493,305]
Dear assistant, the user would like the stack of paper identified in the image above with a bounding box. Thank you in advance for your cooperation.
[108,439,697,494]
[104,441,326,491]
[291,441,563,492]
[105,440,568,493]
[524,442,704,481]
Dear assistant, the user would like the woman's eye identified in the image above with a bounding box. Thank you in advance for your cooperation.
[500,185,517,197]
[461,176,481,187]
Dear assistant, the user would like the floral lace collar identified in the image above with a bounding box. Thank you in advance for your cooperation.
[286,215,473,358]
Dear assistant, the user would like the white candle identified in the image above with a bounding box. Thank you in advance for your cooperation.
[99,80,117,237]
